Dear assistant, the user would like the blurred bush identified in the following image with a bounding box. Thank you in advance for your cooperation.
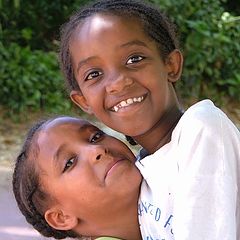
[0,0,88,50]
[0,42,70,116]
[0,0,87,117]
[153,0,240,102]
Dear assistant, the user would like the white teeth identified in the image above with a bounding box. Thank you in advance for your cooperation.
[113,106,119,112]
[120,100,127,107]
[127,99,133,104]
[112,96,144,112]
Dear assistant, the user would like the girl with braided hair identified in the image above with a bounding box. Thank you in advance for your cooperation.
[59,0,240,239]
[12,116,142,239]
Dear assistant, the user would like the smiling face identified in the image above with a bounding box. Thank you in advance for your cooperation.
[34,117,141,237]
[70,14,183,139]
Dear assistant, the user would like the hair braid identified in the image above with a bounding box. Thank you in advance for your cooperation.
[59,0,179,92]
[12,119,79,239]
[27,189,74,239]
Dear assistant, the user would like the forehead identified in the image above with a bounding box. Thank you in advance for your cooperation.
[43,117,91,132]
[38,117,94,143]
[71,13,149,46]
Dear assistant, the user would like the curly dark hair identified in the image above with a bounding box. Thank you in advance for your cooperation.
[59,0,179,92]
[12,118,79,239]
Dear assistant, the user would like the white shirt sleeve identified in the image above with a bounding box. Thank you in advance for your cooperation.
[173,102,239,240]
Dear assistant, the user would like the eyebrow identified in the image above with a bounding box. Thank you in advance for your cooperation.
[120,40,149,49]
[53,143,68,172]
[77,56,97,74]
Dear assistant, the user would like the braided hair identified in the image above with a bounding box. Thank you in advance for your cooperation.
[59,0,179,92]
[12,119,79,239]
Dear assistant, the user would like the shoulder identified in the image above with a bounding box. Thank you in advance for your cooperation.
[182,99,221,124]
[174,100,240,175]
[172,99,240,155]
[177,99,236,134]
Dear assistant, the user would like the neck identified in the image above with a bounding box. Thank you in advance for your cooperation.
[78,191,142,240]
[96,201,141,240]
[134,103,183,154]
[109,198,141,240]
[116,213,141,240]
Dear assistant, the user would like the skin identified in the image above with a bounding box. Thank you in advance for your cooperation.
[34,117,142,239]
[70,14,184,154]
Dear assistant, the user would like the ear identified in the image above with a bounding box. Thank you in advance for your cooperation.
[70,90,93,115]
[165,49,183,83]
[45,207,78,231]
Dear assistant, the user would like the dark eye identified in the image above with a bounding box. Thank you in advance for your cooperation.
[63,157,76,173]
[86,70,103,80]
[126,55,145,64]
[90,131,105,143]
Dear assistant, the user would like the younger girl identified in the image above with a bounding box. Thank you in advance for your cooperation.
[12,116,142,239]
[59,0,240,239]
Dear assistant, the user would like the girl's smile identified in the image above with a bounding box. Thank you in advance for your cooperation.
[104,158,127,180]
[110,95,145,113]
[70,14,183,152]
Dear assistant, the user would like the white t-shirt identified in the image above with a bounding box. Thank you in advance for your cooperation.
[136,100,240,240]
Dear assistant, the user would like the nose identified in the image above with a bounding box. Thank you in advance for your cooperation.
[106,72,134,94]
[88,145,109,163]
[95,148,107,161]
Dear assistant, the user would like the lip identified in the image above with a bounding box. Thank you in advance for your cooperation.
[104,158,126,179]
[109,93,147,112]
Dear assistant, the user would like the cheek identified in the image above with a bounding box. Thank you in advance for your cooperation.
[55,179,99,209]
[82,87,103,108]
[108,139,135,158]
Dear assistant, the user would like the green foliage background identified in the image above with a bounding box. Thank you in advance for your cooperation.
[0,0,239,117]
[153,0,240,102]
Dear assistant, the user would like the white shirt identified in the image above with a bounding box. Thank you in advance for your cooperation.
[136,100,240,240]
